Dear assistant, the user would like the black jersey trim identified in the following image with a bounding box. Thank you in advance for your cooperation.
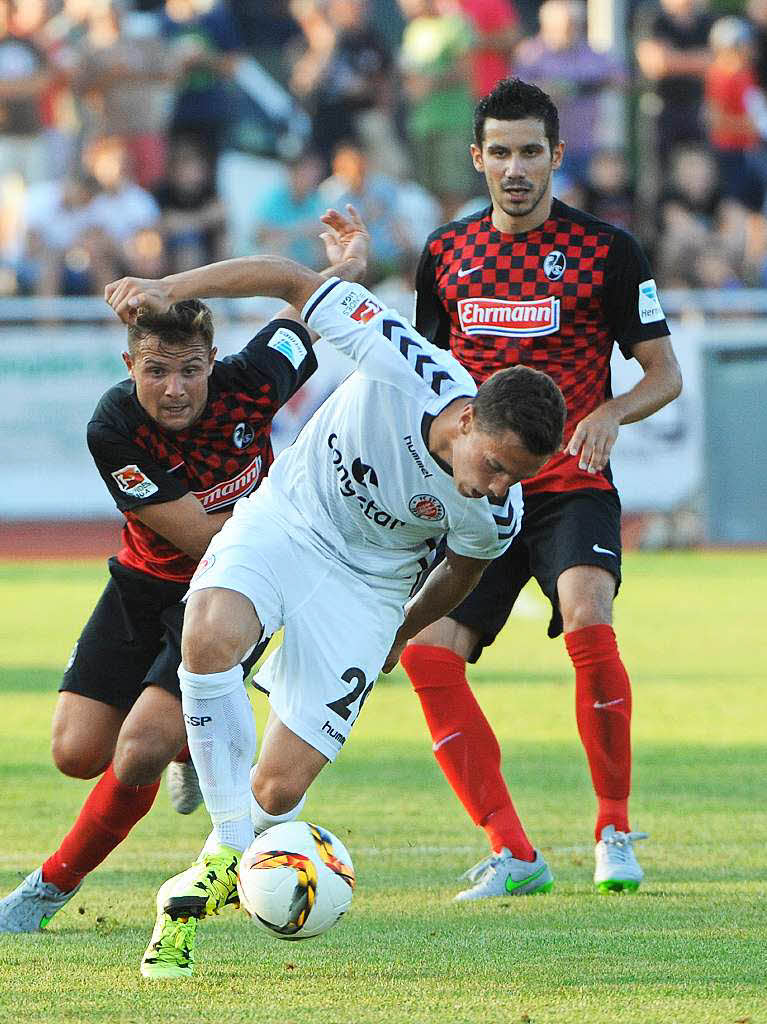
[303,277,343,322]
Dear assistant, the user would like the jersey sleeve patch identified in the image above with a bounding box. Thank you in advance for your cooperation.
[267,326,308,370]
[111,465,159,498]
[638,279,665,324]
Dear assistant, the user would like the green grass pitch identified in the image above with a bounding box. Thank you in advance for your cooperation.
[0,553,765,1024]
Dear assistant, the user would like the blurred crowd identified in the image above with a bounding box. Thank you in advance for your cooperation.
[3,0,767,299]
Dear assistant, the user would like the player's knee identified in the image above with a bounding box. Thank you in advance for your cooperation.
[51,734,108,779]
[182,593,249,672]
[112,729,172,787]
[561,598,612,632]
[251,769,305,817]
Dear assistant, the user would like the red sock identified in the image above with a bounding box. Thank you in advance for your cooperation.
[173,743,191,763]
[42,763,160,893]
[402,644,535,861]
[565,625,632,840]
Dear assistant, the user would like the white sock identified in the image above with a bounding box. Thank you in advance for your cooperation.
[249,765,306,834]
[179,664,256,853]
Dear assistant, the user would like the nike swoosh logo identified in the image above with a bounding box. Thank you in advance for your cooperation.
[593,698,624,709]
[505,863,548,892]
[432,731,462,752]
[592,544,617,556]
[457,265,483,278]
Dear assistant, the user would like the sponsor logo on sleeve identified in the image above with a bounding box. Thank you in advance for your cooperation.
[409,494,446,521]
[267,327,307,370]
[457,296,560,337]
[339,287,383,323]
[111,464,159,498]
[638,279,665,324]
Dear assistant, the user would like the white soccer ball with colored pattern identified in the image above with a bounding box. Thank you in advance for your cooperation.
[237,821,355,940]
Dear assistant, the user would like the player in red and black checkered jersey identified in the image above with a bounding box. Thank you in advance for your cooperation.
[401,78,683,897]
[0,208,369,933]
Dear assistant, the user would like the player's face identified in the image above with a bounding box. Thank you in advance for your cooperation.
[471,118,565,234]
[123,336,216,432]
[451,407,550,500]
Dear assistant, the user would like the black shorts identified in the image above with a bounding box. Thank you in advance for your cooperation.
[449,488,622,660]
[60,557,266,709]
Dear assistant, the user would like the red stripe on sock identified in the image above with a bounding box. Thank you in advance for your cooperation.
[42,763,160,893]
[402,644,534,861]
[565,624,632,840]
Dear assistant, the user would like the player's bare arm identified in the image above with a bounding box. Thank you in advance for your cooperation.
[567,336,682,474]
[132,493,232,562]
[105,206,370,325]
[382,550,490,673]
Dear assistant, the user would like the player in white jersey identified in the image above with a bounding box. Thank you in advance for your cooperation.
[105,224,566,979]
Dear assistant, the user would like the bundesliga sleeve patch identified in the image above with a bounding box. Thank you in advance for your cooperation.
[339,287,383,323]
[638,279,665,324]
[267,327,308,370]
[111,464,159,498]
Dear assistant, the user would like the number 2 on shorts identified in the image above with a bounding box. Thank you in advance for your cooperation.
[326,667,374,723]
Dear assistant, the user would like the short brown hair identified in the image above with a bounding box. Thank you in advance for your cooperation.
[127,299,214,354]
[473,365,566,456]
[474,78,560,155]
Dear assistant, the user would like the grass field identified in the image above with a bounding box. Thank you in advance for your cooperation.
[0,552,765,1024]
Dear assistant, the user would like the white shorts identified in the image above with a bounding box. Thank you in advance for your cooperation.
[187,490,404,761]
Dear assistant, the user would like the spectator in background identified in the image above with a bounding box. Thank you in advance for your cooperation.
[458,0,521,98]
[75,2,173,188]
[251,148,326,266]
[228,0,300,81]
[0,0,52,185]
[704,16,767,280]
[581,148,635,232]
[161,0,247,159]
[657,143,724,286]
[289,0,395,171]
[154,136,226,274]
[747,0,767,91]
[634,0,714,167]
[398,0,477,214]
[81,134,161,292]
[515,0,627,185]
[20,171,99,296]
[320,137,409,279]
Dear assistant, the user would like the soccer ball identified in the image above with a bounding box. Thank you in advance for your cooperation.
[237,821,355,940]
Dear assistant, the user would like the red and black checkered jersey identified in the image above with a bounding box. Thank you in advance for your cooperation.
[414,198,670,494]
[87,318,316,582]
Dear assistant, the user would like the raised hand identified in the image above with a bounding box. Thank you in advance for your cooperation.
[104,277,174,324]
[319,204,370,272]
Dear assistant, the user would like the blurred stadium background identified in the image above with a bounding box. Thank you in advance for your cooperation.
[0,0,766,553]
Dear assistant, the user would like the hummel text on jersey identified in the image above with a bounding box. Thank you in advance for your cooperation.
[327,433,403,530]
[403,435,433,479]
[457,296,560,338]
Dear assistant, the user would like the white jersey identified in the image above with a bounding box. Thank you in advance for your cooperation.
[250,278,523,599]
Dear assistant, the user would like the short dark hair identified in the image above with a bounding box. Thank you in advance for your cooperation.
[474,78,560,156]
[127,299,214,354]
[472,365,566,456]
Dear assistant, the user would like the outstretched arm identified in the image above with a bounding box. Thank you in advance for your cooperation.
[382,549,489,673]
[105,206,370,325]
